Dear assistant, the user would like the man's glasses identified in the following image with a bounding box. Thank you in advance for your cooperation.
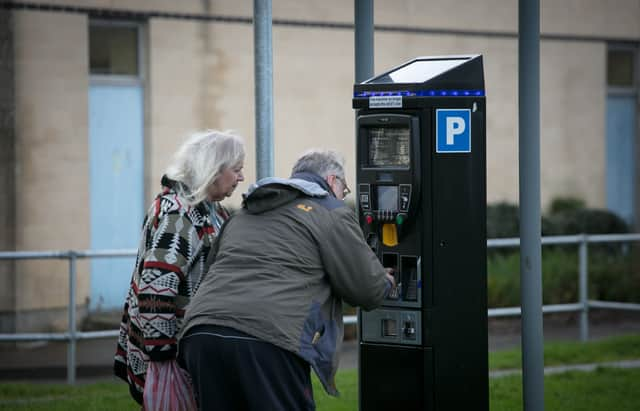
[335,175,351,198]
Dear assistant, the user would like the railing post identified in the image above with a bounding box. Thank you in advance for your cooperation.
[578,235,589,342]
[67,251,77,384]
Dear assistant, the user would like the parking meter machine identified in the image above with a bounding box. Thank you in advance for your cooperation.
[353,55,488,411]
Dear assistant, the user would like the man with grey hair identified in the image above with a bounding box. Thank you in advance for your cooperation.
[179,149,394,410]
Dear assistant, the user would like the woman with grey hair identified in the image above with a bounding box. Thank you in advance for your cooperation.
[114,129,245,408]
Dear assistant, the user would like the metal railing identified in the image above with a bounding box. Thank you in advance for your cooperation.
[486,233,640,340]
[0,249,135,384]
[1,233,640,384]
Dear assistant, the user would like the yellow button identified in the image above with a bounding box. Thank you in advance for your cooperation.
[382,223,398,247]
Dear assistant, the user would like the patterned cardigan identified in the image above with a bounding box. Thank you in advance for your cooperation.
[114,176,228,405]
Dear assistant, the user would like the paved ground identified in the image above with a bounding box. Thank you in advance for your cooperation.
[1,309,639,383]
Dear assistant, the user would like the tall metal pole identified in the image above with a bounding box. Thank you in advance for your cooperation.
[354,0,374,83]
[254,0,274,179]
[519,1,544,410]
[67,252,77,385]
[355,4,373,410]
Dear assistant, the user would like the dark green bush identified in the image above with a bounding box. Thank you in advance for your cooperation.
[590,245,640,303]
[488,248,579,308]
[548,196,586,214]
[487,252,520,307]
[487,202,519,238]
[488,246,640,308]
[487,197,636,307]
[543,208,629,236]
[488,197,630,238]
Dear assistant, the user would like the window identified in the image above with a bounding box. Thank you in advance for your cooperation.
[607,49,635,88]
[89,23,139,76]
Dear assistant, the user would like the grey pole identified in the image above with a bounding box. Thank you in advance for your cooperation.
[354,0,374,83]
[579,235,589,341]
[67,252,77,385]
[518,0,545,410]
[354,4,373,410]
[254,0,274,179]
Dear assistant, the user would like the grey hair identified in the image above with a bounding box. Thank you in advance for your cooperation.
[291,149,346,179]
[165,129,245,206]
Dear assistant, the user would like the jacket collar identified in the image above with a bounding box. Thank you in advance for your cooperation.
[241,172,333,214]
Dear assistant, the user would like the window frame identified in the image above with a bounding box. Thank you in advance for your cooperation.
[607,44,638,97]
[89,19,145,86]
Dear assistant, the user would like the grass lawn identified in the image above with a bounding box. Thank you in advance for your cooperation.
[1,334,639,410]
[490,333,640,369]
[490,368,640,411]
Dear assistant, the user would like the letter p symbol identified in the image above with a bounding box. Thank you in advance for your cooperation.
[446,117,466,145]
[436,109,471,153]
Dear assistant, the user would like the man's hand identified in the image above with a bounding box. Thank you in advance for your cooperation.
[384,267,396,288]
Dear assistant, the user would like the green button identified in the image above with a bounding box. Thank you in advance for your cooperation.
[396,214,404,225]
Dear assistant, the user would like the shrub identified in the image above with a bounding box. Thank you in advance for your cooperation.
[488,246,640,308]
[487,202,519,238]
[590,244,640,302]
[487,248,579,308]
[487,252,521,307]
[548,197,586,214]
[488,197,630,238]
[543,208,629,236]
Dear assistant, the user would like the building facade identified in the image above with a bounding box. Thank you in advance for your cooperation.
[0,0,638,331]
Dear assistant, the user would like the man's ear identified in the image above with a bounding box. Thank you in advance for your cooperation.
[325,175,338,198]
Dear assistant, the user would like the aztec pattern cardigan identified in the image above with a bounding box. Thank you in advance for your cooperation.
[114,176,228,405]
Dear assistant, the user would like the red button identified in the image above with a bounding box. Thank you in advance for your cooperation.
[365,215,374,225]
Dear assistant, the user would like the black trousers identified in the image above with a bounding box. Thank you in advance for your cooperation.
[178,325,316,411]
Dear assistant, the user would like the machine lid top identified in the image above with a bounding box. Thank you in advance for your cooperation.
[359,54,483,89]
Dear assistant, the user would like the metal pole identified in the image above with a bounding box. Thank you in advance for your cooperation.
[253,0,274,180]
[519,0,544,410]
[579,235,589,341]
[354,0,374,83]
[354,4,373,410]
[67,252,77,385]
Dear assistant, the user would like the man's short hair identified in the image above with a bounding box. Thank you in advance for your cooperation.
[291,149,345,179]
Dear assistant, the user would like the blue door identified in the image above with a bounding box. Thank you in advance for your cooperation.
[89,84,144,311]
[606,95,637,225]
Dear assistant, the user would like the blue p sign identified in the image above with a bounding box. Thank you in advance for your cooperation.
[436,109,471,153]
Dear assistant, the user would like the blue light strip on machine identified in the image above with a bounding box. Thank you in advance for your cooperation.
[354,90,485,97]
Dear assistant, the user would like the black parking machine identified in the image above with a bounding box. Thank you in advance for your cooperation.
[353,55,488,411]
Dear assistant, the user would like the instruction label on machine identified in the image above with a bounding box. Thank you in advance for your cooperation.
[436,108,471,153]
[369,96,403,108]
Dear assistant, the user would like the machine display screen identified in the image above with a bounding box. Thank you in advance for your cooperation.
[377,185,398,211]
[368,127,410,168]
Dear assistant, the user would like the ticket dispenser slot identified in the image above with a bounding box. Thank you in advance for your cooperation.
[382,253,400,300]
[401,256,419,302]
